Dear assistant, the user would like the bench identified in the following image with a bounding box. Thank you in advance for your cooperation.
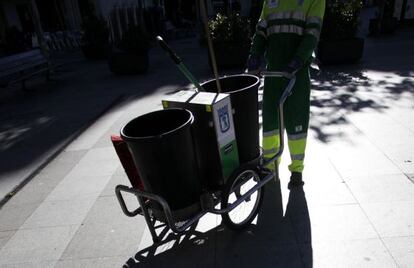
[0,49,57,90]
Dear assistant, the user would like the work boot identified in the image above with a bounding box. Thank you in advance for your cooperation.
[288,172,304,190]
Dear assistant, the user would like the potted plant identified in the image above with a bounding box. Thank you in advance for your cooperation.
[208,13,251,69]
[108,25,151,75]
[80,16,109,60]
[317,0,364,65]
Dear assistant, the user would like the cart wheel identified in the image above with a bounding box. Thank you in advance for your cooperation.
[221,164,265,231]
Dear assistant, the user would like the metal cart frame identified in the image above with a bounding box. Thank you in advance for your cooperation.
[115,72,296,243]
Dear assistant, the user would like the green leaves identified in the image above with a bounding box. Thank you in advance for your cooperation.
[208,13,251,46]
[320,0,363,41]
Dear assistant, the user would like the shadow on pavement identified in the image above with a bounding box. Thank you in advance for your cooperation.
[309,28,414,143]
[310,65,414,143]
[124,179,312,268]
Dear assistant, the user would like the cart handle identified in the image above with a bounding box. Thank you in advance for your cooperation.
[260,71,296,106]
[255,71,297,168]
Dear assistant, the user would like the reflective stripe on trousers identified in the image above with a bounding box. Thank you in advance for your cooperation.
[287,133,307,173]
[263,131,280,170]
[262,131,308,172]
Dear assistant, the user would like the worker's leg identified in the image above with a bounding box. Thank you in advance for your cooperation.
[262,76,285,171]
[284,67,311,174]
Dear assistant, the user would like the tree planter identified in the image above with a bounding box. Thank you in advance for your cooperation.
[210,44,249,69]
[108,48,149,75]
[80,16,109,61]
[317,37,364,65]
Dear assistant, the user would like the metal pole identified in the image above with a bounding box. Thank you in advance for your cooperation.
[199,0,222,93]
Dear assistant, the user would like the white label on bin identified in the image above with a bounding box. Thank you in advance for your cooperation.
[213,97,236,147]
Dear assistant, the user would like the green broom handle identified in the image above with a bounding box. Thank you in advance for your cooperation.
[156,36,204,92]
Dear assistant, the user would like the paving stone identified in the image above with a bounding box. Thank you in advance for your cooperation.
[327,139,401,178]
[213,194,303,267]
[65,110,124,152]
[309,204,379,242]
[61,196,145,260]
[346,173,414,204]
[21,196,96,229]
[0,231,14,250]
[46,148,119,201]
[92,115,129,150]
[38,150,88,180]
[133,225,216,268]
[213,196,299,267]
[406,174,414,184]
[312,239,397,268]
[0,226,78,265]
[216,242,303,268]
[346,111,412,146]
[5,151,87,206]
[133,192,238,267]
[61,147,119,180]
[46,174,114,201]
[361,201,414,237]
[0,167,38,202]
[385,149,414,174]
[303,140,344,182]
[0,260,56,268]
[304,175,356,207]
[383,236,414,268]
[133,209,222,266]
[315,120,403,178]
[55,257,126,268]
[100,167,131,197]
[0,202,40,232]
[387,106,414,127]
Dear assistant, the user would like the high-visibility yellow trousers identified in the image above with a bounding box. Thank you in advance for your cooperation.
[262,67,310,173]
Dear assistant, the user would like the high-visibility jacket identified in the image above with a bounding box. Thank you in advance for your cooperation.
[251,0,325,69]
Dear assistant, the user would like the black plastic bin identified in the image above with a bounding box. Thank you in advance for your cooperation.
[201,74,260,164]
[120,109,201,218]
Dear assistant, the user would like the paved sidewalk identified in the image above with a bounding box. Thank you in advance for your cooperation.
[0,39,210,203]
[0,28,413,267]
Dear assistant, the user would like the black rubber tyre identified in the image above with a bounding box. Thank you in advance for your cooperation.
[221,164,265,231]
